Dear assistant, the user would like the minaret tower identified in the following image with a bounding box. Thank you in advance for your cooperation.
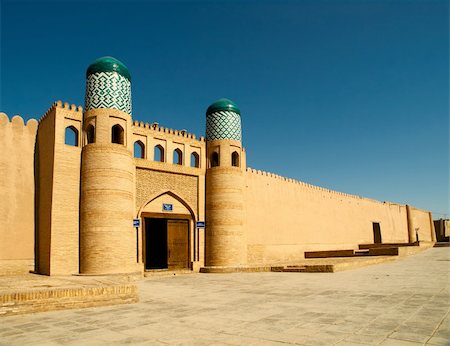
[205,98,247,268]
[80,56,138,275]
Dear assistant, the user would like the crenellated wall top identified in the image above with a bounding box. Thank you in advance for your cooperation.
[0,112,39,133]
[38,100,83,123]
[132,119,205,143]
[246,166,403,206]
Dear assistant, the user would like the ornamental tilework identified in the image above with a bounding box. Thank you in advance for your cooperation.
[206,111,241,141]
[85,72,132,114]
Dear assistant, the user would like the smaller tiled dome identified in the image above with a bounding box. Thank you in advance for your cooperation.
[206,98,240,116]
[86,56,131,81]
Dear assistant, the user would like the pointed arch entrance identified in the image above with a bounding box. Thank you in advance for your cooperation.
[138,191,196,271]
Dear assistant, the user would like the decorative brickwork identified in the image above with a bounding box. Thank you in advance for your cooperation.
[136,168,198,216]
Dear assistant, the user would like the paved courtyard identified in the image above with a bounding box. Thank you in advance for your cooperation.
[0,247,449,346]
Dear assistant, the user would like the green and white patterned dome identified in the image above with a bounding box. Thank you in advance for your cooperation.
[85,56,132,114]
[206,98,242,141]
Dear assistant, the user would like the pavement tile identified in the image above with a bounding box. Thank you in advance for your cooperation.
[389,330,431,343]
[324,323,361,334]
[343,333,387,344]
[439,323,450,332]
[433,329,450,339]
[396,325,437,335]
[200,332,263,345]
[113,336,155,344]
[300,331,350,346]
[355,327,394,336]
[250,339,296,345]
[426,335,450,346]
[379,339,423,345]
[402,319,443,329]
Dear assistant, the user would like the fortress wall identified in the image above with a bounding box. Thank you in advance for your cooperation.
[36,102,83,275]
[408,206,434,242]
[50,103,82,275]
[36,106,57,274]
[0,113,38,274]
[244,168,411,265]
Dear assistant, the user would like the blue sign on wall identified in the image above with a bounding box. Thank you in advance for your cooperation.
[133,219,140,227]
[163,203,173,212]
[196,221,205,228]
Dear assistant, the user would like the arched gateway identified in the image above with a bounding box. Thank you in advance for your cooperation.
[137,191,196,271]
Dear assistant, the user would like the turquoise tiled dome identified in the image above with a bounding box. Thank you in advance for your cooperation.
[85,56,132,114]
[206,98,240,116]
[206,98,241,141]
[86,56,131,81]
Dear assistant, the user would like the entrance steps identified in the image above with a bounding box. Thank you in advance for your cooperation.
[271,265,334,273]
[272,254,403,272]
[144,269,194,277]
[358,242,419,249]
[304,248,398,258]
[304,241,433,260]
[434,242,450,247]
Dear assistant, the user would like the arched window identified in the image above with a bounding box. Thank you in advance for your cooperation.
[65,126,79,146]
[134,140,145,159]
[154,145,164,162]
[190,152,199,168]
[232,151,240,167]
[86,124,95,144]
[211,152,219,167]
[173,149,183,165]
[111,124,124,144]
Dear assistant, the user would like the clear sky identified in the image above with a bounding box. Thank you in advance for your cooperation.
[1,0,449,217]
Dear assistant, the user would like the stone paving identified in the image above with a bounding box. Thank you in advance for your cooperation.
[0,247,449,346]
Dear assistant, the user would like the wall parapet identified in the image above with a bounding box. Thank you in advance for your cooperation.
[246,166,402,206]
[38,100,83,123]
[0,113,39,132]
[132,119,205,142]
[0,112,38,264]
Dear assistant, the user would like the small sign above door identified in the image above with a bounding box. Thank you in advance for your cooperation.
[163,203,173,212]
[196,221,205,228]
[133,218,140,227]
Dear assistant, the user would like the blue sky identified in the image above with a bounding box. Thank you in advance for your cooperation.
[1,0,448,217]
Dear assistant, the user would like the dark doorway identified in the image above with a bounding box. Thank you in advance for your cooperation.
[373,222,382,243]
[145,218,189,270]
[145,218,167,269]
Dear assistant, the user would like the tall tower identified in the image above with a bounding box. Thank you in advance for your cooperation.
[79,56,138,275]
[205,98,247,268]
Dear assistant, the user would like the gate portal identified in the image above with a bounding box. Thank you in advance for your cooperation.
[145,218,189,270]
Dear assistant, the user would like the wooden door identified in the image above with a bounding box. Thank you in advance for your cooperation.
[167,220,189,269]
